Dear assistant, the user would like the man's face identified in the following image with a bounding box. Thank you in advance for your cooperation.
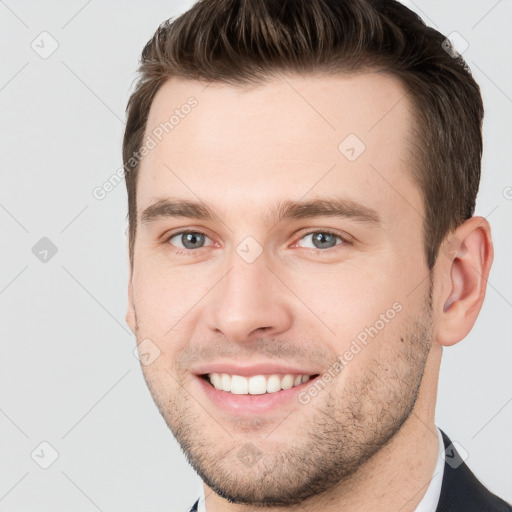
[128,72,435,505]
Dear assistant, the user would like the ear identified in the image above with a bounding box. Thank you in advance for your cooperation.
[126,268,137,334]
[434,216,494,346]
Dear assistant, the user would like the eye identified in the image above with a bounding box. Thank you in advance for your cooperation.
[295,231,346,250]
[167,231,213,250]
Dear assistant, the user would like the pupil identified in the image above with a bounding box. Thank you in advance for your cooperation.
[313,232,336,249]
[183,232,204,249]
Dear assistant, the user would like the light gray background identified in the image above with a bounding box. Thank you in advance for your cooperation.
[0,0,510,510]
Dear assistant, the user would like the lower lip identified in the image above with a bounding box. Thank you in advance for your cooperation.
[196,376,318,414]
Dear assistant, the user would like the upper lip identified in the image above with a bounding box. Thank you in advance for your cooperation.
[192,362,321,377]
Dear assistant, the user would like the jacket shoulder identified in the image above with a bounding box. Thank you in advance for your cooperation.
[437,430,512,512]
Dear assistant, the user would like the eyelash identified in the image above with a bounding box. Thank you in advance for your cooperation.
[164,229,351,256]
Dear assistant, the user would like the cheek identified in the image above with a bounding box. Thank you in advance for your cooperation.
[132,261,215,342]
[286,260,402,344]
[133,276,175,332]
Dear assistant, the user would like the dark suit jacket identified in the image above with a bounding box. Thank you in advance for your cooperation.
[189,429,511,511]
[436,430,511,511]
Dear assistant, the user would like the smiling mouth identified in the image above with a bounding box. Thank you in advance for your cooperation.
[202,372,319,395]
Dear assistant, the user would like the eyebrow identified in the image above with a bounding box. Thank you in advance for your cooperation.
[140,197,381,226]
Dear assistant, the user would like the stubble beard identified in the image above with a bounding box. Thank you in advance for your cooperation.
[137,290,434,506]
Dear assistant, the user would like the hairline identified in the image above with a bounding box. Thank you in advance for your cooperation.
[128,67,433,267]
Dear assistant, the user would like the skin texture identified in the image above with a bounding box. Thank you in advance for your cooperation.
[126,72,493,511]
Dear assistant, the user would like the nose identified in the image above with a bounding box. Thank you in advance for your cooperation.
[205,253,294,344]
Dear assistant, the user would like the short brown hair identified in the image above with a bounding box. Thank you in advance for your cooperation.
[123,0,483,270]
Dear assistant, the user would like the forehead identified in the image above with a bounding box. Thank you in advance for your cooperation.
[138,72,422,225]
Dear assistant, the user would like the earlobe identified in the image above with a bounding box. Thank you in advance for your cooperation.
[435,217,493,347]
[126,278,137,334]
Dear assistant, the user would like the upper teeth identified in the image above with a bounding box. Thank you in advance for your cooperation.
[208,373,311,395]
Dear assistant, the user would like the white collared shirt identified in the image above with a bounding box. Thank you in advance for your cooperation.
[414,426,445,512]
[195,426,445,512]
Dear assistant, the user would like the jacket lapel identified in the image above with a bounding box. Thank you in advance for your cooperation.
[436,429,512,511]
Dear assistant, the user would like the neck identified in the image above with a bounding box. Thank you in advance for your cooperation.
[205,344,442,512]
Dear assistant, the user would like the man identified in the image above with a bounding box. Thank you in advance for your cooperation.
[122,0,511,510]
